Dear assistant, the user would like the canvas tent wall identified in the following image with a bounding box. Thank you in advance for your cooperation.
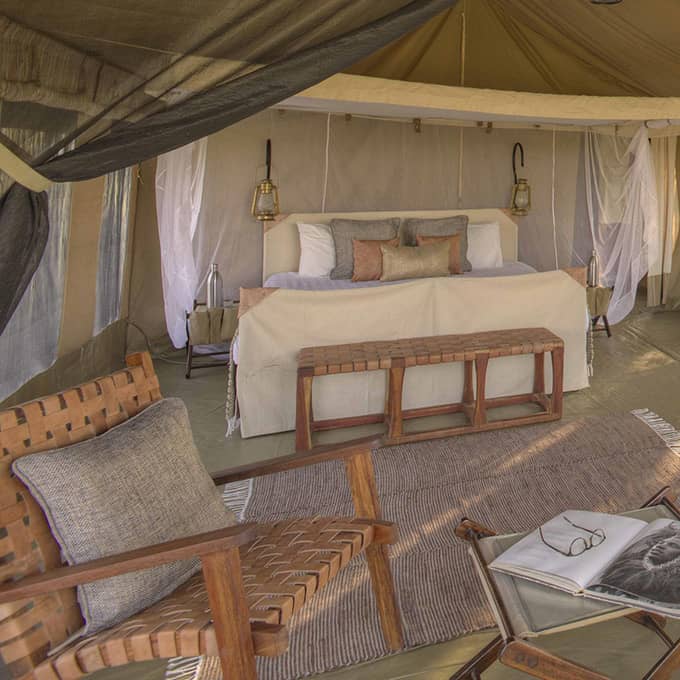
[3,0,680,403]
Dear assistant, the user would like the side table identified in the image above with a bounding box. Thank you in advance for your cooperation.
[185,299,238,378]
[587,286,613,337]
[452,487,680,680]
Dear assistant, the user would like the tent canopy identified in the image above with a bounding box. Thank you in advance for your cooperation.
[2,0,680,180]
[349,0,680,98]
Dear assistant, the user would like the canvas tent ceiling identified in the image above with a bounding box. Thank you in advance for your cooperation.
[349,0,680,98]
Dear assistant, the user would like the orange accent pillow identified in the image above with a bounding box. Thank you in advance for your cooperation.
[416,234,462,274]
[352,238,400,281]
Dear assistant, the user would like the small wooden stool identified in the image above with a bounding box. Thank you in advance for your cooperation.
[296,327,565,451]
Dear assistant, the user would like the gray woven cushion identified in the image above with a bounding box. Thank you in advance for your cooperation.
[12,397,236,636]
[329,217,399,279]
[402,216,471,270]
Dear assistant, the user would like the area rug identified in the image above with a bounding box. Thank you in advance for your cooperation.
[172,410,680,680]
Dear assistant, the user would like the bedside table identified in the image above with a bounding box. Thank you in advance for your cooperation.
[586,286,613,337]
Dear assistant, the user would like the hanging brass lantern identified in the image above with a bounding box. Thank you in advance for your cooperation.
[510,142,531,216]
[251,139,280,221]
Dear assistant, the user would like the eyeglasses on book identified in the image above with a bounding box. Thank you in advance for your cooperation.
[539,516,606,557]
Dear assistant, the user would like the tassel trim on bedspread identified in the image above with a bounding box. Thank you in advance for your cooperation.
[225,327,240,437]
[632,408,680,455]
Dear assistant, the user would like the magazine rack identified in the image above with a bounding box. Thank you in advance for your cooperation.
[453,487,680,680]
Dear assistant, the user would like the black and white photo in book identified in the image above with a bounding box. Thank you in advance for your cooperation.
[589,520,680,610]
[489,511,680,618]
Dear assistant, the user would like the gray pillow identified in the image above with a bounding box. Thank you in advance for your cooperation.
[402,216,471,271]
[329,217,400,279]
[12,397,236,636]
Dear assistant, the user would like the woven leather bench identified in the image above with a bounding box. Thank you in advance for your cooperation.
[296,327,564,451]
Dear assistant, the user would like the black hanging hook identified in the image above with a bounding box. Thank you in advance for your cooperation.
[265,139,272,181]
[512,142,524,185]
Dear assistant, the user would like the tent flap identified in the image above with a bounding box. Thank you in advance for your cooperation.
[0,184,49,335]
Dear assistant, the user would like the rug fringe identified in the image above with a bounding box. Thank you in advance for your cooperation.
[223,478,253,521]
[632,409,680,454]
[165,656,201,680]
[166,656,223,680]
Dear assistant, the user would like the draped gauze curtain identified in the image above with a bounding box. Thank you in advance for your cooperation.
[93,167,134,334]
[648,137,680,307]
[584,126,659,324]
[155,139,207,348]
[0,181,70,402]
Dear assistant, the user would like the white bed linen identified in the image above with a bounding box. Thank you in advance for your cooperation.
[264,261,536,291]
[232,262,537,364]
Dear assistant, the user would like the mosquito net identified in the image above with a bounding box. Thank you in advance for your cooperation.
[0,0,455,182]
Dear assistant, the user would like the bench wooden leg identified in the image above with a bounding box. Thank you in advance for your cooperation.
[533,352,545,394]
[296,372,313,451]
[387,366,405,438]
[550,346,564,417]
[463,360,474,403]
[202,547,257,680]
[473,354,489,427]
[345,449,404,652]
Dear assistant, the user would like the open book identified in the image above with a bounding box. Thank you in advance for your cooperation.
[490,510,680,618]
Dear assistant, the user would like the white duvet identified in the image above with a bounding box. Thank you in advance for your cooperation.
[264,261,536,291]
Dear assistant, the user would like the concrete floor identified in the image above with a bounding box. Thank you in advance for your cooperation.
[94,303,680,680]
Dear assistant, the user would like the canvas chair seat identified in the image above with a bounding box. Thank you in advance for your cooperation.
[28,516,378,680]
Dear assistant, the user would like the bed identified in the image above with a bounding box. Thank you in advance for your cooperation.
[235,209,588,438]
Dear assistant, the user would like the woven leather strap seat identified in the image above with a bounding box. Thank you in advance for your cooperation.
[298,327,564,375]
[296,327,565,450]
[29,517,377,680]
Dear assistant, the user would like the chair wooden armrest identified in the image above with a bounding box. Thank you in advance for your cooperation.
[0,523,256,604]
[211,435,384,485]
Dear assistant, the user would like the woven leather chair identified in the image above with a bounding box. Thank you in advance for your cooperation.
[0,352,403,680]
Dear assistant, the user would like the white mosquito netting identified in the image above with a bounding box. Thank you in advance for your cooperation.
[155,139,207,348]
[584,127,659,324]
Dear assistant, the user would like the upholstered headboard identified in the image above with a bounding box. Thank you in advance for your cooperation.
[262,208,519,283]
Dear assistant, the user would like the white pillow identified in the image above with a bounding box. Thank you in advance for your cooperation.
[467,222,503,269]
[298,223,336,277]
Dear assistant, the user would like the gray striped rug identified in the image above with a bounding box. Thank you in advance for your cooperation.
[170,409,680,680]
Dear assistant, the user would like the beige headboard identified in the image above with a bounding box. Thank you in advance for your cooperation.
[262,209,519,283]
